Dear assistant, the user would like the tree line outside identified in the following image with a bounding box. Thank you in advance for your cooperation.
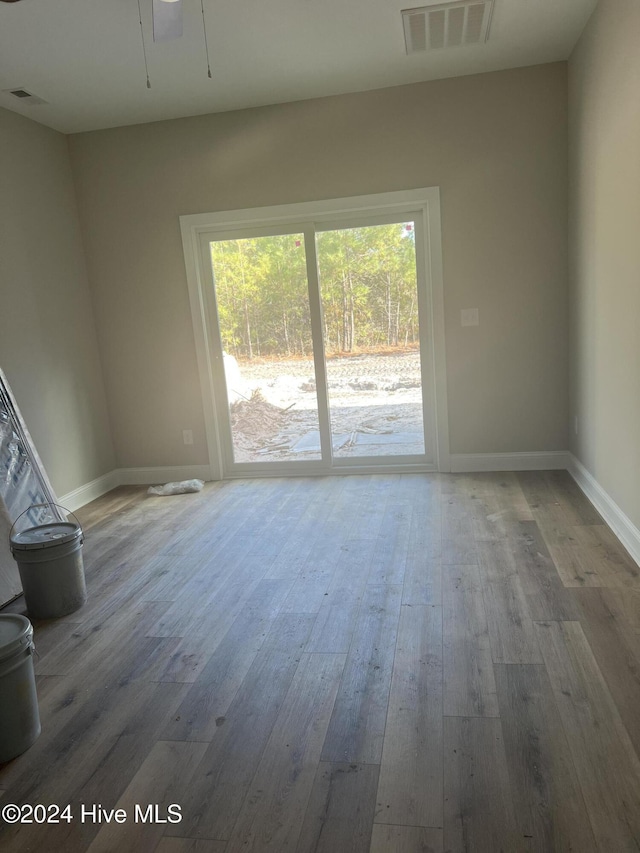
[210,222,419,360]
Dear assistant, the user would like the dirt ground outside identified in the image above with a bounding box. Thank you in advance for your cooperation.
[227,350,426,463]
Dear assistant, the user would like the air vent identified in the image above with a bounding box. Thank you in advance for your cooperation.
[3,88,47,105]
[402,0,494,53]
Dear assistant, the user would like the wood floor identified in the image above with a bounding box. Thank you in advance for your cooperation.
[2,470,640,852]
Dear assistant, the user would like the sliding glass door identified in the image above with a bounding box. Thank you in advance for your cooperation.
[201,211,435,474]
[316,220,426,460]
[208,231,323,464]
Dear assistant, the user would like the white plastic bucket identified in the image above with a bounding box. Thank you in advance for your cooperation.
[10,506,86,620]
[0,614,41,763]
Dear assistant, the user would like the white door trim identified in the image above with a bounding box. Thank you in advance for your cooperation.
[180,187,450,477]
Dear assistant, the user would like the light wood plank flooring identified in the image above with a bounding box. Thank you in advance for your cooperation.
[2,471,640,852]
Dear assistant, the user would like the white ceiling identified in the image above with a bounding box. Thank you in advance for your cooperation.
[0,0,597,134]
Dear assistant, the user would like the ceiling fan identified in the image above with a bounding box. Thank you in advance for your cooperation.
[0,0,183,43]
[2,0,211,85]
[152,0,183,42]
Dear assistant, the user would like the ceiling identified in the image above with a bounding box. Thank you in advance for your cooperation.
[0,0,597,135]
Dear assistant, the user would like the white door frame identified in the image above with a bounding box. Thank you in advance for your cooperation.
[180,187,450,477]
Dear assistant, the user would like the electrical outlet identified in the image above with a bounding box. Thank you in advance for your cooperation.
[182,429,193,445]
[461,308,479,327]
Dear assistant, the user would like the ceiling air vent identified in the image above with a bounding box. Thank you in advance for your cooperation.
[3,88,47,105]
[402,0,494,53]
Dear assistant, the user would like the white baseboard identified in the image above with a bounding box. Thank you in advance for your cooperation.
[450,451,569,473]
[567,453,640,568]
[59,455,572,510]
[58,470,120,512]
[58,465,212,510]
[115,465,213,486]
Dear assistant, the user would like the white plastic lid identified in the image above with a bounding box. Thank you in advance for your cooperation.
[11,521,82,551]
[0,614,33,662]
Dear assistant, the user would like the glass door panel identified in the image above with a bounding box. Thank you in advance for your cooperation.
[209,233,323,463]
[316,221,426,459]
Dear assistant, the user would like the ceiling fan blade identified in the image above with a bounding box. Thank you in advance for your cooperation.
[153,0,183,42]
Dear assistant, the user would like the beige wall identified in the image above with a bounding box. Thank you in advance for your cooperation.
[69,62,569,469]
[0,107,115,496]
[569,0,640,528]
